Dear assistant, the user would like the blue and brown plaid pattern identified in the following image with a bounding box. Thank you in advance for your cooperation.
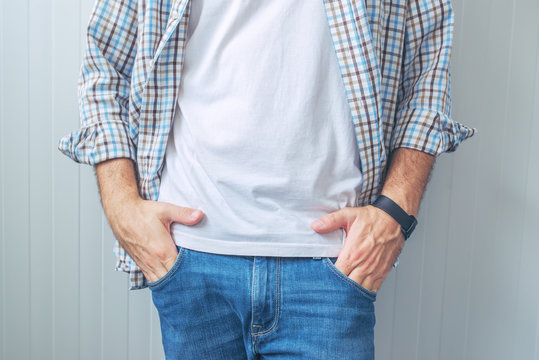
[58,0,476,290]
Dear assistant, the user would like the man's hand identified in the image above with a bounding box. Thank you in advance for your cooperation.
[94,158,205,283]
[107,197,204,283]
[311,148,435,293]
[311,205,404,293]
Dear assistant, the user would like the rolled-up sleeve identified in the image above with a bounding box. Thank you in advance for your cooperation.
[57,0,138,165]
[390,0,477,157]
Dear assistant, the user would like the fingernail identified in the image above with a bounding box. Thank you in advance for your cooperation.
[190,210,202,220]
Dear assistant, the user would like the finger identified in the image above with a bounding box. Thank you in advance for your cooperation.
[333,221,371,275]
[124,244,162,283]
[361,275,377,292]
[145,222,178,259]
[340,236,384,289]
[142,227,179,281]
[349,246,396,292]
[348,267,381,293]
[160,202,204,225]
[311,207,355,233]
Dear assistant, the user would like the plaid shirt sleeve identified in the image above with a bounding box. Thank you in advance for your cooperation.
[57,0,138,165]
[390,0,476,157]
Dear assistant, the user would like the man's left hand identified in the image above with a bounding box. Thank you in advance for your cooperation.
[311,205,405,293]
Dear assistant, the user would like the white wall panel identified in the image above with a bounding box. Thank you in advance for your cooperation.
[51,0,82,356]
[2,0,31,359]
[28,0,54,358]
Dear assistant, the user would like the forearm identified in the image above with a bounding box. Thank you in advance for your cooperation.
[379,148,435,217]
[94,158,141,220]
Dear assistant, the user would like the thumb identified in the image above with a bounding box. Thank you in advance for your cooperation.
[311,207,354,233]
[160,202,204,225]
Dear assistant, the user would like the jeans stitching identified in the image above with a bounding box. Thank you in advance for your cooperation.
[253,257,280,337]
[250,259,257,340]
[323,258,377,300]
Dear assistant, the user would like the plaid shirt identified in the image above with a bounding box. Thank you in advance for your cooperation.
[58,0,476,290]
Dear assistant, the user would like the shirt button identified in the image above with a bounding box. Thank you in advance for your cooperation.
[148,58,154,68]
[170,9,179,21]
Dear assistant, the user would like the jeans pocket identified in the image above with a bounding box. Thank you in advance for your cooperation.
[323,257,377,301]
[147,246,187,290]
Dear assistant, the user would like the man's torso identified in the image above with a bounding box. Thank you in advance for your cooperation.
[157,0,363,256]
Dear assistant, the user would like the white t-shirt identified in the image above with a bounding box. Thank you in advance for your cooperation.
[157,0,363,257]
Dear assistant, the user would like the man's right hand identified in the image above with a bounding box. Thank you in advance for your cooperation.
[94,158,204,283]
[109,197,204,283]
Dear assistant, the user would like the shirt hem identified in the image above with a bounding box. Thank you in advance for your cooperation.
[173,233,344,257]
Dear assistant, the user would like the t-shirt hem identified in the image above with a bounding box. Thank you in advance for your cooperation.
[173,233,344,257]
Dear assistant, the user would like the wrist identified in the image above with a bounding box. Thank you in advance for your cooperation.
[105,194,144,242]
[106,191,141,217]
[95,158,141,218]
[379,187,419,217]
[372,194,418,241]
[381,148,434,218]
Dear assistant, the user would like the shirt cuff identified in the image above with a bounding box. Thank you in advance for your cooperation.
[389,108,477,157]
[57,120,136,165]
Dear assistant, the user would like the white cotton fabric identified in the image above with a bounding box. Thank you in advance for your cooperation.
[157,0,363,257]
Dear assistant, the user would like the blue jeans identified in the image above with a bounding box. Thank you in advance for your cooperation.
[148,245,377,359]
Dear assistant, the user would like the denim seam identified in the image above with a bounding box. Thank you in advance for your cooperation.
[147,248,186,290]
[323,258,377,300]
[251,258,256,326]
[253,258,280,337]
[250,258,258,352]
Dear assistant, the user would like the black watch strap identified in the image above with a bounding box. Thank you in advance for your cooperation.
[371,195,418,240]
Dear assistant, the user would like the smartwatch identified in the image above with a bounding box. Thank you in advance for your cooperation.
[372,195,418,240]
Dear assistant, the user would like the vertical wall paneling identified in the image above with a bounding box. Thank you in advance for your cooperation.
[372,256,396,360]
[127,288,153,360]
[77,0,103,357]
[387,191,430,360]
[466,0,522,358]
[0,0,5,356]
[534,50,539,360]
[515,12,539,360]
[2,0,31,359]
[373,247,398,360]
[52,0,81,357]
[372,275,395,360]
[440,0,494,359]
[460,0,513,359]
[101,223,130,359]
[29,0,54,358]
[498,1,539,358]
[79,166,103,360]
[416,158,455,360]
[150,300,165,359]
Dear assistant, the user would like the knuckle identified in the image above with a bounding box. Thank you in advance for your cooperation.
[343,206,356,218]
[152,201,166,216]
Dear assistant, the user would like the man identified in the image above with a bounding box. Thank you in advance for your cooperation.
[58,0,476,358]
